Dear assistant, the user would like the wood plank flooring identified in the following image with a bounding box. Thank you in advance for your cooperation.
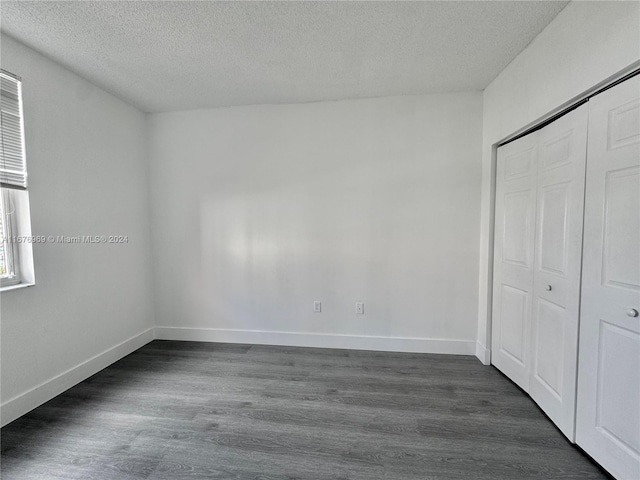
[1,341,608,479]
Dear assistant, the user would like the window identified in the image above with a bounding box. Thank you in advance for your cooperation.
[0,189,19,285]
[1,69,34,290]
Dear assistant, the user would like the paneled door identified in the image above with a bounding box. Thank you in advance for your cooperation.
[492,132,539,391]
[529,104,588,441]
[576,76,640,479]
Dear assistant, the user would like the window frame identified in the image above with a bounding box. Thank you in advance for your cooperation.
[0,69,34,292]
[1,188,21,287]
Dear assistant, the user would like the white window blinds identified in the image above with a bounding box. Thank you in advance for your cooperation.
[0,71,27,190]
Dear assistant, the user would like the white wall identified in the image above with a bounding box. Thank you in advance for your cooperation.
[149,93,483,353]
[0,35,155,425]
[476,1,640,363]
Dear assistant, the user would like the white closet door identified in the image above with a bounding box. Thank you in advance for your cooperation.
[492,132,539,391]
[576,76,640,480]
[529,104,588,441]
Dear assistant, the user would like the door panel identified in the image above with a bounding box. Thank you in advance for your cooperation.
[492,133,538,391]
[596,322,640,457]
[576,75,640,480]
[499,284,528,364]
[529,104,588,441]
[602,166,640,290]
[538,182,570,275]
[504,146,536,179]
[534,298,565,396]
[503,190,533,266]
[608,99,640,150]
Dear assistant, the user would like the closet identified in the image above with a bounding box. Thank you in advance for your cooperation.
[492,102,588,439]
[492,74,639,480]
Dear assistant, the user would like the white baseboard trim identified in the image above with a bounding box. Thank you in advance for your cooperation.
[1,327,155,427]
[154,327,476,356]
[476,341,491,365]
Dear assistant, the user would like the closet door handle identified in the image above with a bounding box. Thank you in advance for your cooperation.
[627,308,639,318]
[545,285,552,291]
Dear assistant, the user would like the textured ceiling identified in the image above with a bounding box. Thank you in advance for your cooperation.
[0,1,568,113]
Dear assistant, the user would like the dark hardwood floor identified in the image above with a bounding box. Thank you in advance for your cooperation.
[1,341,607,479]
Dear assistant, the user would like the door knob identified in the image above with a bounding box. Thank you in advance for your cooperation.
[545,285,552,291]
[627,308,639,318]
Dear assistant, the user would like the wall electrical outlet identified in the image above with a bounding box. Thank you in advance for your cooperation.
[313,301,322,313]
[356,302,364,315]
